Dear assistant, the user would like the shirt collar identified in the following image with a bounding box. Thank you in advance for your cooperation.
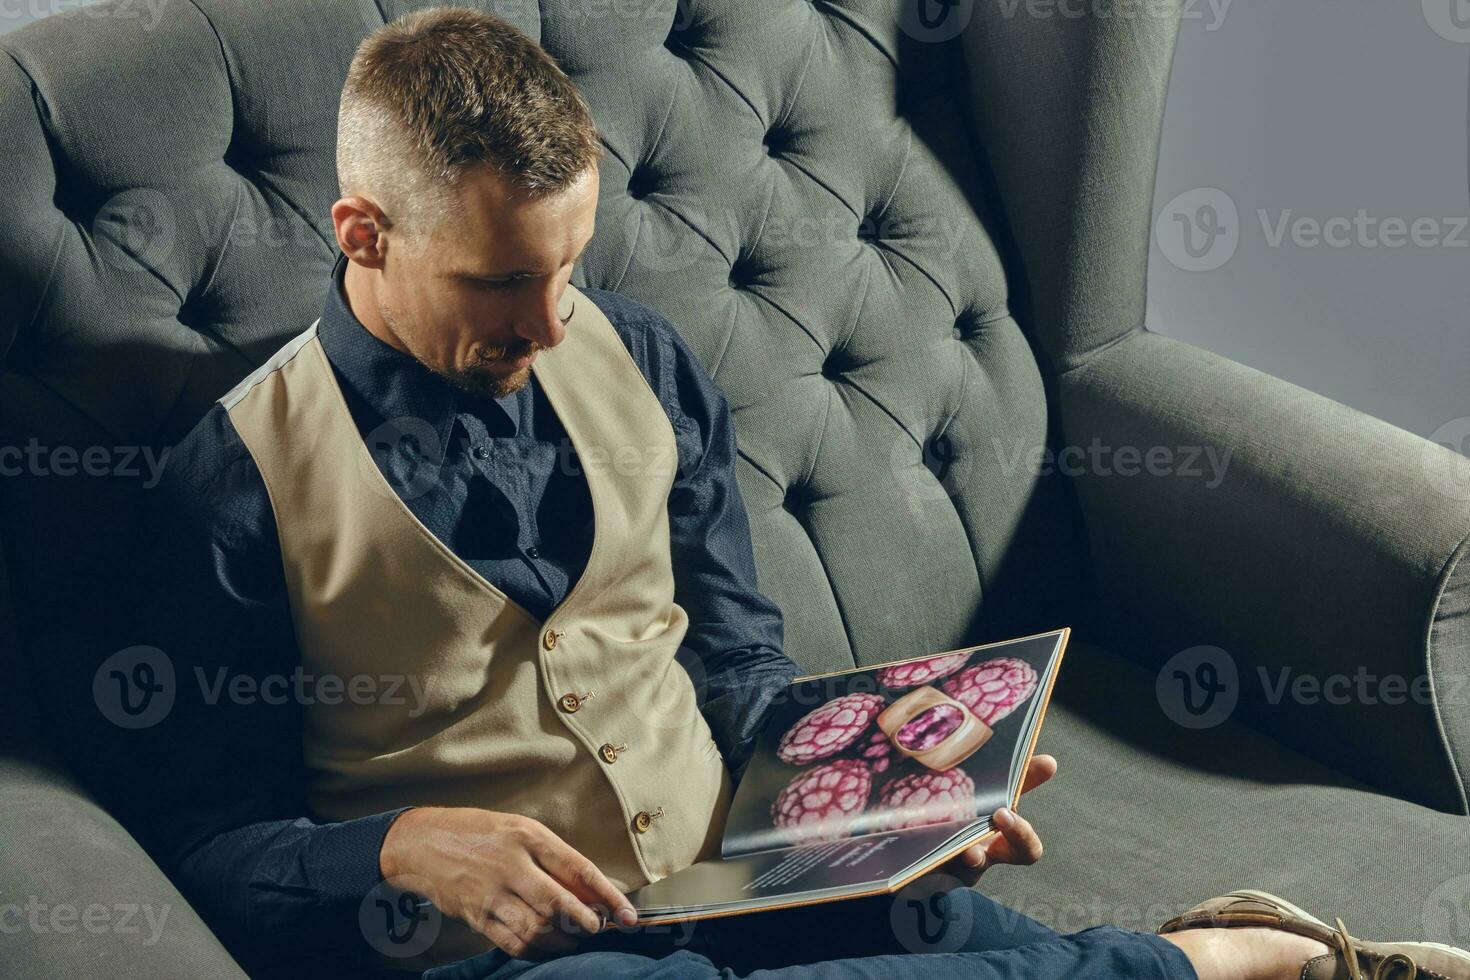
[317,252,520,445]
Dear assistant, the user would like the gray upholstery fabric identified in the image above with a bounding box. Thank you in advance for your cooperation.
[1,0,1467,976]
[1059,331,1470,815]
[0,755,247,979]
[984,641,1470,944]
[958,0,1180,371]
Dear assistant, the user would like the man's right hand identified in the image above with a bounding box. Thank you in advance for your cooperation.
[379,807,639,959]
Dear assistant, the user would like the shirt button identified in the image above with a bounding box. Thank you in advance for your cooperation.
[471,445,491,461]
[526,546,541,559]
[559,692,582,713]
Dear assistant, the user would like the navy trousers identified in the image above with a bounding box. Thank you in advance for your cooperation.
[419,880,1199,980]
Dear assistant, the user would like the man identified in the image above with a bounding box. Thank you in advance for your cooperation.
[131,7,1470,980]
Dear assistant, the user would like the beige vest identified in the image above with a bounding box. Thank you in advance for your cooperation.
[222,284,732,963]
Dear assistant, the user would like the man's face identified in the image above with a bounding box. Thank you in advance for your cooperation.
[372,164,599,400]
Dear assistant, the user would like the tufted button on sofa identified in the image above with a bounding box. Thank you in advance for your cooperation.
[2,2,1469,977]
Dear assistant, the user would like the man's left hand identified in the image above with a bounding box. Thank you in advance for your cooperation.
[943,753,1057,887]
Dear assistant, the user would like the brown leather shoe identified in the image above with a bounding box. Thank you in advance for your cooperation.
[1156,889,1470,979]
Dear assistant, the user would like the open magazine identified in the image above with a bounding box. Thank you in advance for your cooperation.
[622,628,1070,925]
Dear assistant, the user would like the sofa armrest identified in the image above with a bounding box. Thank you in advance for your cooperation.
[1057,329,1470,814]
[0,751,247,979]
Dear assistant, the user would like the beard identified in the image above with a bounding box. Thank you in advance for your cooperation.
[381,302,537,401]
[442,353,535,400]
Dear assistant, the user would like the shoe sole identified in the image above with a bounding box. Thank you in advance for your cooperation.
[1232,891,1470,968]
[1228,889,1329,929]
[1410,941,1470,964]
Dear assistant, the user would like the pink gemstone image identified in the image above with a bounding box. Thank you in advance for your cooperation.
[857,729,897,773]
[876,768,977,831]
[771,758,873,843]
[875,652,971,690]
[776,692,886,765]
[894,703,965,751]
[940,657,1038,726]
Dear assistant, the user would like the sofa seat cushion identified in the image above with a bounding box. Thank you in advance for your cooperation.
[0,754,245,978]
[979,641,1470,945]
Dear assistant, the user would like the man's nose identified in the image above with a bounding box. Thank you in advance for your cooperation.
[514,288,570,350]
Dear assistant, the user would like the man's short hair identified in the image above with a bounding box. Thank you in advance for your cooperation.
[337,5,604,249]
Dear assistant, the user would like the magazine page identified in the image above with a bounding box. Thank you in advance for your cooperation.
[628,820,969,923]
[719,629,1069,861]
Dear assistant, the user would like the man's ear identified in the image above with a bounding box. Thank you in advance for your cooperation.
[331,195,389,269]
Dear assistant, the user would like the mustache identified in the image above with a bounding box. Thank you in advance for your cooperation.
[472,341,541,364]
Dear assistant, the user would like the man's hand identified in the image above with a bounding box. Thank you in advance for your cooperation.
[379,807,638,959]
[943,754,1058,888]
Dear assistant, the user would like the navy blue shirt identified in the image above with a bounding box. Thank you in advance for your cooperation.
[128,253,800,976]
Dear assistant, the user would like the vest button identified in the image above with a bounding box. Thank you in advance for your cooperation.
[543,629,562,651]
[599,742,624,764]
[633,810,655,834]
[559,692,582,713]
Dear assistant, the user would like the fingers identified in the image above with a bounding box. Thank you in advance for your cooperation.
[514,873,605,936]
[991,807,1044,865]
[459,858,601,958]
[1019,754,1058,795]
[943,843,987,888]
[470,892,581,960]
[527,826,638,927]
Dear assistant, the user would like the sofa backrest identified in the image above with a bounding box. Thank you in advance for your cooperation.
[0,1,1121,763]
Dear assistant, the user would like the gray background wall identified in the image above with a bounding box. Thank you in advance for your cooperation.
[1150,0,1470,449]
[5,1,1466,447]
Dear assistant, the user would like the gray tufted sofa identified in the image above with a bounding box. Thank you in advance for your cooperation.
[2,1,1469,977]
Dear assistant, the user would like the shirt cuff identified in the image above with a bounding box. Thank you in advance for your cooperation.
[310,806,418,903]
